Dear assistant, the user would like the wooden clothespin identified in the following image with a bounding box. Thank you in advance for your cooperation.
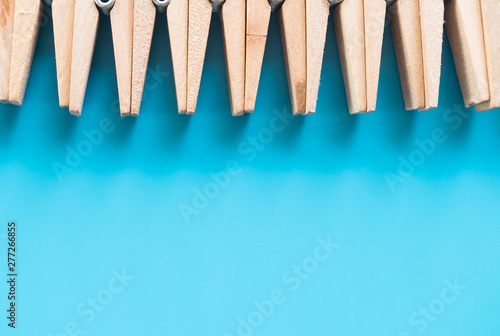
[109,0,170,117]
[52,0,109,116]
[334,0,386,114]
[185,0,212,114]
[217,0,246,116]
[182,0,267,117]
[389,0,444,111]
[142,0,211,115]
[445,0,500,111]
[278,0,329,115]
[244,0,271,113]
[278,0,385,115]
[0,0,44,105]
[167,0,188,114]
[216,0,271,116]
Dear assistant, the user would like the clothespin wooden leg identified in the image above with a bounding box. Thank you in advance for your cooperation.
[333,0,385,114]
[221,0,245,116]
[0,0,15,103]
[69,0,100,116]
[389,0,444,111]
[110,0,133,116]
[244,0,271,113]
[419,0,444,111]
[363,0,385,112]
[187,0,212,114]
[306,0,330,114]
[334,0,366,114]
[445,0,489,108]
[52,0,75,108]
[7,0,44,105]
[167,0,188,114]
[278,0,306,115]
[389,0,424,110]
[131,0,156,116]
[53,0,99,115]
[476,0,500,112]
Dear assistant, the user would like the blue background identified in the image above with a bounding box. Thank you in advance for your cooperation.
[1,7,499,336]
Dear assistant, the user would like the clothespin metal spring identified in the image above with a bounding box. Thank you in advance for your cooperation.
[94,0,171,15]
[210,0,226,12]
[152,0,171,13]
[95,0,115,15]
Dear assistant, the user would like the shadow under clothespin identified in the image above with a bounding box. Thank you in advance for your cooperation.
[0,0,45,106]
[388,0,444,112]
[445,0,500,112]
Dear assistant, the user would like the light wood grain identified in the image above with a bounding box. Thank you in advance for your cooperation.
[305,0,329,114]
[221,0,245,116]
[389,0,425,110]
[245,0,270,113]
[278,0,306,115]
[8,0,43,105]
[364,0,385,112]
[167,0,188,114]
[110,0,134,116]
[131,0,156,116]
[187,0,212,114]
[419,0,444,111]
[334,0,366,114]
[445,0,489,107]
[477,0,500,111]
[52,0,75,108]
[69,0,99,116]
[0,0,15,103]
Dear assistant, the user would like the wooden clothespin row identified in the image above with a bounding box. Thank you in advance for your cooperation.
[388,0,444,111]
[445,0,500,111]
[0,0,45,105]
[278,0,386,116]
[109,0,171,117]
[180,0,267,117]
[52,0,112,116]
[333,0,386,114]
